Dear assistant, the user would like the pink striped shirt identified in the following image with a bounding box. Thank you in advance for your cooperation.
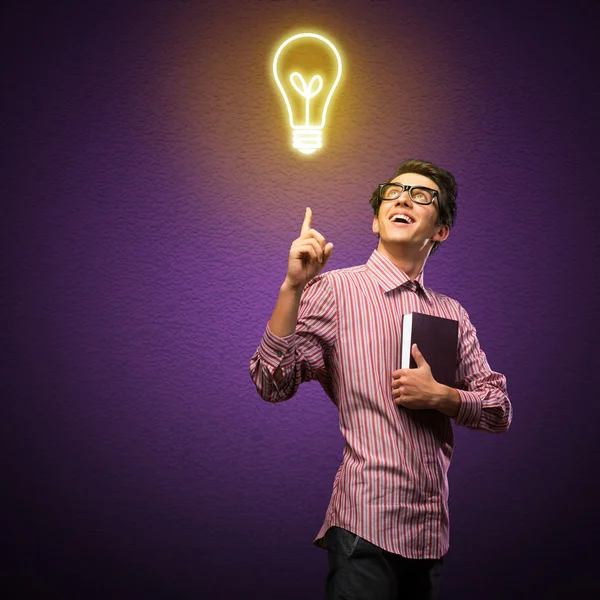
[249,249,512,559]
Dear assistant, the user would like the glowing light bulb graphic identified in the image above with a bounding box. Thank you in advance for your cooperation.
[272,33,342,155]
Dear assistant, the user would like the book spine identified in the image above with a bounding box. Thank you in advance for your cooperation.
[401,313,413,369]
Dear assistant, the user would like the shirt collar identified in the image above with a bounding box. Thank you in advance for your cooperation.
[366,250,433,303]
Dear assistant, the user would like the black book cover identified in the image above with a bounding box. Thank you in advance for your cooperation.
[401,312,459,388]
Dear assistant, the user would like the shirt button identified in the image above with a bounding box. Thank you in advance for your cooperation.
[276,350,282,357]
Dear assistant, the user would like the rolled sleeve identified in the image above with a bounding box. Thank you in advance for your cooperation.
[454,389,483,427]
[258,322,297,375]
[453,304,512,433]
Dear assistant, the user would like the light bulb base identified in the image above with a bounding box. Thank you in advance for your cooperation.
[292,128,322,154]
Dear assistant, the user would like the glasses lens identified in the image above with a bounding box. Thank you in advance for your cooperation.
[381,184,403,201]
[409,187,433,204]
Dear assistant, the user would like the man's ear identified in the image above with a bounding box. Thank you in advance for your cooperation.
[432,224,450,243]
[372,215,379,235]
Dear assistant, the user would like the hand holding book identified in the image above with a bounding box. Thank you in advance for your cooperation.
[391,343,447,410]
[391,312,462,417]
[391,343,462,416]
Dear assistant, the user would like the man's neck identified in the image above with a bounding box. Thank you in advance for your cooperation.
[376,243,430,280]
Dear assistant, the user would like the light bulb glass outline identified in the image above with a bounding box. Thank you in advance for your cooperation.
[272,32,343,154]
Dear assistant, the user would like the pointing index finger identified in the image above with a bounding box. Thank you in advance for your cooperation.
[301,207,312,235]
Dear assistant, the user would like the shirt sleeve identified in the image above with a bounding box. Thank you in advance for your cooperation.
[249,274,337,403]
[453,304,513,432]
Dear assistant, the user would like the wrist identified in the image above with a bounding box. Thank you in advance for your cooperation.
[435,385,462,417]
[281,278,305,295]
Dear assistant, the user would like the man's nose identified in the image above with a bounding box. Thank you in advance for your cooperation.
[395,192,412,204]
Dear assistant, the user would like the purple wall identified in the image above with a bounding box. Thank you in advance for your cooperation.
[4,0,598,598]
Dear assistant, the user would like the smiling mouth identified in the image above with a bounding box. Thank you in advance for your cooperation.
[389,214,414,225]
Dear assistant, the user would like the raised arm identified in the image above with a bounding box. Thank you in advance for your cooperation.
[250,208,336,403]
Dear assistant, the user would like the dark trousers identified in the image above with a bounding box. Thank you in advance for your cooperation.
[325,526,444,600]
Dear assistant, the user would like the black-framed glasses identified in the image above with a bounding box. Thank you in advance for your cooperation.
[377,183,439,206]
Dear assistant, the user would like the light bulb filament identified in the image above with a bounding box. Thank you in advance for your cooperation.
[290,73,323,125]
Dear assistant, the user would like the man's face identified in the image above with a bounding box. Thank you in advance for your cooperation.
[372,172,449,252]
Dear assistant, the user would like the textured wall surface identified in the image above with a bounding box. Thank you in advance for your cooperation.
[3,0,599,598]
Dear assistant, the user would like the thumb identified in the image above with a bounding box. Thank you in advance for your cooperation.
[321,242,334,267]
[412,343,428,368]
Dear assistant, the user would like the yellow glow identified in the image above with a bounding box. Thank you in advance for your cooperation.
[272,32,343,155]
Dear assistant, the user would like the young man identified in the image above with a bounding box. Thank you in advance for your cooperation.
[249,158,512,600]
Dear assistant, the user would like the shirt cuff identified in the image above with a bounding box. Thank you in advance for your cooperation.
[454,389,483,427]
[258,322,297,374]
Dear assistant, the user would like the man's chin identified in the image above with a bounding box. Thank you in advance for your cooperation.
[379,238,432,253]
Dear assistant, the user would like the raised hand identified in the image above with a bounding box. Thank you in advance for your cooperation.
[284,207,334,291]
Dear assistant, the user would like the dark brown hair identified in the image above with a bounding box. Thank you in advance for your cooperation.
[369,158,458,255]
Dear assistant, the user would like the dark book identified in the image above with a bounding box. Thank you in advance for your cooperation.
[401,312,459,388]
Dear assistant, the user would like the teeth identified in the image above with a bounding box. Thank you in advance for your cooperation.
[391,214,412,224]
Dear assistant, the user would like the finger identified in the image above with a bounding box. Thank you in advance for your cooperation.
[301,207,312,236]
[321,242,334,267]
[305,228,327,250]
[303,237,324,263]
[293,237,324,262]
[296,244,318,263]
